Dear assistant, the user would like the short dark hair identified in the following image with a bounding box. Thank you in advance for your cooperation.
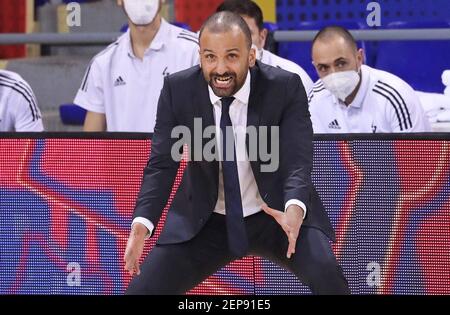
[312,26,358,51]
[216,0,264,31]
[199,11,253,50]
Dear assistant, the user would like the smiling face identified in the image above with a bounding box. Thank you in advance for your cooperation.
[199,25,256,97]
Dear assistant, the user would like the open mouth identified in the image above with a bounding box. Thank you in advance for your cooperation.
[212,75,234,89]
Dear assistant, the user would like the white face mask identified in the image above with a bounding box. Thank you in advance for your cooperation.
[124,0,159,26]
[321,70,360,102]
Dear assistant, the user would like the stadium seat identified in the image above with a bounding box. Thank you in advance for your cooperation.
[375,20,450,93]
[120,23,129,33]
[278,21,371,82]
[59,104,87,126]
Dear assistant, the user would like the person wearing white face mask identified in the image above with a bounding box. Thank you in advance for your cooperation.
[74,0,199,132]
[308,26,431,134]
[216,0,314,94]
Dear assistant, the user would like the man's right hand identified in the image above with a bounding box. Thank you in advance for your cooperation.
[123,222,148,276]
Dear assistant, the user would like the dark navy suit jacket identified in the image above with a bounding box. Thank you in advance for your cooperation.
[133,61,335,244]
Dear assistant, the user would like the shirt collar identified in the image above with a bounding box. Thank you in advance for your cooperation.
[126,18,169,58]
[150,18,169,50]
[347,65,370,108]
[208,70,251,106]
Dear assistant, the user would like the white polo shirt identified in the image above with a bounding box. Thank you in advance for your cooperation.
[260,49,313,94]
[308,65,431,133]
[0,70,43,132]
[74,19,199,132]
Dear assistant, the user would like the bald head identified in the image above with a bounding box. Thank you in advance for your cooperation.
[311,25,364,81]
[312,26,358,52]
[199,11,252,50]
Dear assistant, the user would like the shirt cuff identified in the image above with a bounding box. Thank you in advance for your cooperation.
[131,217,154,239]
[284,199,307,219]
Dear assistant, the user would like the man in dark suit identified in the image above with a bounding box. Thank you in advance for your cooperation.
[124,11,350,295]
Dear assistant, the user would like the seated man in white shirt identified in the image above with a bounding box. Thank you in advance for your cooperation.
[0,70,44,132]
[308,26,431,133]
[74,0,199,132]
[216,0,313,93]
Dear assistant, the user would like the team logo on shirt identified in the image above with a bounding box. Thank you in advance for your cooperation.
[371,122,378,133]
[328,119,341,130]
[114,76,126,87]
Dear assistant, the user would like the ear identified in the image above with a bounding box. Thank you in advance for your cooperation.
[249,46,257,67]
[260,28,268,48]
[357,48,365,66]
[311,60,321,78]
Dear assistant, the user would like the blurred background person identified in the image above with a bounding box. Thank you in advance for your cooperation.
[0,69,44,132]
[308,26,431,134]
[74,0,199,132]
[216,0,313,93]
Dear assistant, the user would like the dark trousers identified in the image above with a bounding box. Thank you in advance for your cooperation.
[126,212,350,295]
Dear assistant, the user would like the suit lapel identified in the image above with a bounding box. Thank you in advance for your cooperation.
[194,72,219,196]
[196,73,215,128]
[246,63,262,151]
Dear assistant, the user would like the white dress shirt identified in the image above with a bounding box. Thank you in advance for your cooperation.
[133,70,307,235]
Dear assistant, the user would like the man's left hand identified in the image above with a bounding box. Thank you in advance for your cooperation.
[261,204,304,259]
